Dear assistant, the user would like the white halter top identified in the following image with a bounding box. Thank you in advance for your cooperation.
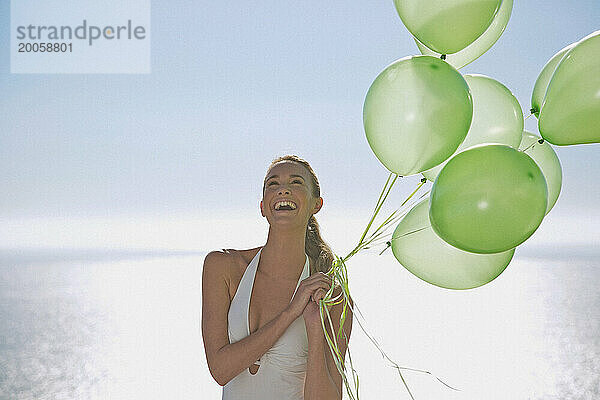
[222,248,310,400]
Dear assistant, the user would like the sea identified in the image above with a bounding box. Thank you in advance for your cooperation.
[0,248,598,400]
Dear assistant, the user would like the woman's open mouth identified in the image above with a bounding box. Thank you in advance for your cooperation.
[274,200,297,211]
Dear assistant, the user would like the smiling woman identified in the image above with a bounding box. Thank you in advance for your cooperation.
[201,154,353,400]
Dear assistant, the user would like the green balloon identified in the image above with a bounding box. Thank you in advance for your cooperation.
[539,31,600,145]
[530,43,575,118]
[392,198,515,290]
[518,131,562,215]
[429,144,547,254]
[415,0,513,69]
[364,56,472,175]
[423,74,523,181]
[394,0,502,54]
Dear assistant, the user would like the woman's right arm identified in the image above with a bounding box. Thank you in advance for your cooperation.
[201,250,297,386]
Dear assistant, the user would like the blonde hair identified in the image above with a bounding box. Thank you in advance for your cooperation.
[263,155,334,275]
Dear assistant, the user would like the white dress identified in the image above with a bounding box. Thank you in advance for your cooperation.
[222,248,310,400]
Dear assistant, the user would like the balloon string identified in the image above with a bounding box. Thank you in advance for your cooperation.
[378,225,430,255]
[355,173,400,250]
[524,113,534,121]
[344,175,430,262]
[321,174,461,400]
[521,138,544,153]
[324,258,462,400]
[359,184,430,254]
[338,279,461,394]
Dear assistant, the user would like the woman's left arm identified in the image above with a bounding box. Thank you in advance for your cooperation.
[304,286,353,400]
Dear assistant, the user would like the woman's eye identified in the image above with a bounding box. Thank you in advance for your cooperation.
[268,181,278,186]
[292,180,302,184]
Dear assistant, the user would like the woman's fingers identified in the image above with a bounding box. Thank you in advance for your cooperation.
[302,282,325,298]
[301,272,334,303]
[315,288,326,302]
[288,273,335,319]
[310,279,331,293]
[310,286,330,303]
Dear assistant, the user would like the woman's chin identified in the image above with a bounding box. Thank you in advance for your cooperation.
[267,213,306,227]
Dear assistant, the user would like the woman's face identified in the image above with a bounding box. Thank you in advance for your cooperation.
[261,161,322,228]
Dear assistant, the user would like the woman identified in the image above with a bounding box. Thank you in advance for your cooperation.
[202,155,353,400]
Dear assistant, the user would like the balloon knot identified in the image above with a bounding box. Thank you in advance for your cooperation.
[440,54,447,60]
[538,139,544,144]
[421,177,427,183]
[379,242,392,255]
[530,108,537,114]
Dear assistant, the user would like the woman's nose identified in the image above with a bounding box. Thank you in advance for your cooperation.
[278,187,291,195]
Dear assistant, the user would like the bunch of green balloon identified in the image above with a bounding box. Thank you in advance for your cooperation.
[535,31,600,145]
[414,0,513,69]
[363,55,472,175]
[359,0,590,291]
[423,74,523,181]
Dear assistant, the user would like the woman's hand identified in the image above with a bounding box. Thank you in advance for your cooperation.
[302,283,341,337]
[302,295,326,337]
[284,272,332,321]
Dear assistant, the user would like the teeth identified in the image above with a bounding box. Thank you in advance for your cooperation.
[274,200,297,210]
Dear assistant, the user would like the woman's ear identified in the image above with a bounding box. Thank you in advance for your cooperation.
[313,197,323,214]
[260,201,265,217]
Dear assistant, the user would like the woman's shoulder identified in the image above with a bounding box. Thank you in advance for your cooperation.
[204,246,262,272]
[204,247,262,300]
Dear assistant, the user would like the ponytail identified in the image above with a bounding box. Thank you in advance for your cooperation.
[306,215,335,275]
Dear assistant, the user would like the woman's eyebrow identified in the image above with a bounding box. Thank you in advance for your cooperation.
[265,174,305,181]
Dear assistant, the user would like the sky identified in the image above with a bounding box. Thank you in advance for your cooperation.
[0,0,599,252]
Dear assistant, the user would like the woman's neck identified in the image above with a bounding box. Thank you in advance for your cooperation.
[260,225,307,280]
